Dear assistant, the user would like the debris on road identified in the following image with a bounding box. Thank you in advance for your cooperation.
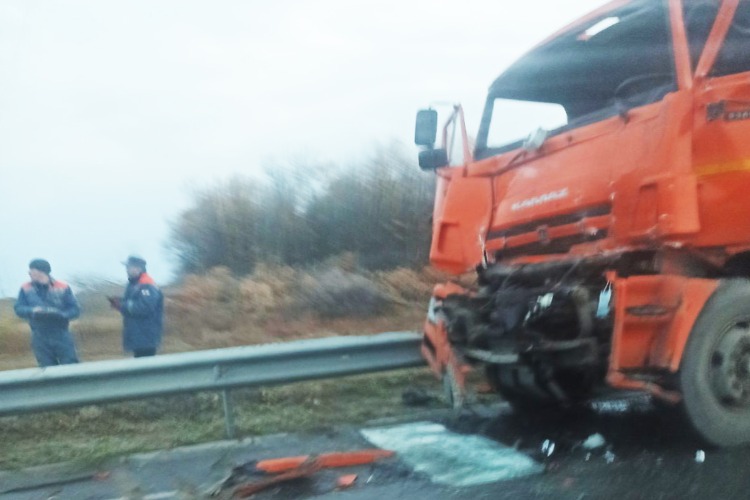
[362,422,542,487]
[234,458,321,498]
[402,387,435,406]
[542,439,556,457]
[93,471,111,481]
[336,474,358,489]
[604,451,616,464]
[590,400,630,413]
[475,381,494,394]
[695,450,706,463]
[206,448,395,498]
[255,449,394,473]
[582,433,606,450]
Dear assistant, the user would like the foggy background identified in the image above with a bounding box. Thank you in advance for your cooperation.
[0,0,604,296]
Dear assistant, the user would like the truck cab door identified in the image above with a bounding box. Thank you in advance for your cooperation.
[482,0,698,252]
[691,0,750,246]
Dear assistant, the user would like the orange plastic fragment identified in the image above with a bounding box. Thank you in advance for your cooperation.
[255,455,308,474]
[317,449,394,468]
[475,381,494,394]
[234,459,321,498]
[256,449,394,474]
[336,474,358,489]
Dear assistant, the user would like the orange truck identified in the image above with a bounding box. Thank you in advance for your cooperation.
[415,0,750,446]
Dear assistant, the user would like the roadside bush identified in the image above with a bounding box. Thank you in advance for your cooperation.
[0,315,27,356]
[171,266,240,332]
[238,263,296,317]
[74,317,121,341]
[293,268,391,318]
[73,281,123,318]
[376,267,433,303]
[166,258,437,340]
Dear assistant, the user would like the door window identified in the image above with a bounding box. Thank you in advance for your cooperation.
[683,0,721,71]
[712,0,750,76]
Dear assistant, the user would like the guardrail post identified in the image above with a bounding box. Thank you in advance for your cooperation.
[221,389,236,439]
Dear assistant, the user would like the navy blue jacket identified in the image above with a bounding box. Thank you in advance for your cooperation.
[14,280,80,334]
[121,273,163,351]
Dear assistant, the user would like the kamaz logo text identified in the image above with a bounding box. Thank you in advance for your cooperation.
[511,188,569,212]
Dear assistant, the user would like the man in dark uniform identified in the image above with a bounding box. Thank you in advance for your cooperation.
[14,259,81,367]
[110,255,163,357]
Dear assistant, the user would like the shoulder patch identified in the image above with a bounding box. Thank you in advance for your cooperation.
[52,280,69,290]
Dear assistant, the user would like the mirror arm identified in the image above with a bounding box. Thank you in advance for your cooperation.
[440,105,473,164]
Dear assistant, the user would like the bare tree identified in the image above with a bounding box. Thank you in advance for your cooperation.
[167,142,435,275]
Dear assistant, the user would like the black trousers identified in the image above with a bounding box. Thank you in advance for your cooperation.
[133,348,156,358]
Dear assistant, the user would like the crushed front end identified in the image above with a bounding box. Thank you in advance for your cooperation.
[422,259,614,407]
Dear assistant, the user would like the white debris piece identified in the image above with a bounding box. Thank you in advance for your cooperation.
[361,422,542,487]
[582,433,606,450]
[541,439,556,457]
[590,400,630,413]
[695,450,705,463]
[604,450,616,464]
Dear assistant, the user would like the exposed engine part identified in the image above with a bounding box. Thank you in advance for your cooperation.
[477,251,659,288]
[441,283,605,352]
[436,261,615,404]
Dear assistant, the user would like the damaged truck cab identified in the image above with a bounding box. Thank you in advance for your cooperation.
[416,0,750,446]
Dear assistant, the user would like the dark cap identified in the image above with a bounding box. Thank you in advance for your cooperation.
[29,258,51,275]
[123,255,147,269]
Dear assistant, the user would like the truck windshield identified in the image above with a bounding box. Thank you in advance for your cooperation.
[476,0,675,159]
[485,99,568,151]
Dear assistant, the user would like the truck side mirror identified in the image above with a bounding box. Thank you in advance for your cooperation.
[419,148,449,171]
[415,109,438,146]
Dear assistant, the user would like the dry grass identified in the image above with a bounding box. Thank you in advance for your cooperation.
[161,262,438,353]
[0,300,31,368]
[293,268,391,318]
[0,323,27,354]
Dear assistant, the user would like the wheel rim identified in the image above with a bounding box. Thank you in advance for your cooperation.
[710,322,750,408]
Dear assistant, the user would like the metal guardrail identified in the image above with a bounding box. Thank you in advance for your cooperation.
[0,332,424,436]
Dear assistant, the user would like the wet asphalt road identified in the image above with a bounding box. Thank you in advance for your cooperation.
[3,396,750,499]
[459,398,750,500]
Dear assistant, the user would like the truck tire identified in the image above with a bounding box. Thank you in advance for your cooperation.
[680,279,750,446]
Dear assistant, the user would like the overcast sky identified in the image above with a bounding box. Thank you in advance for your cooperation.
[0,0,606,296]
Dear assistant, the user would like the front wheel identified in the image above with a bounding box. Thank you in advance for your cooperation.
[680,279,750,446]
